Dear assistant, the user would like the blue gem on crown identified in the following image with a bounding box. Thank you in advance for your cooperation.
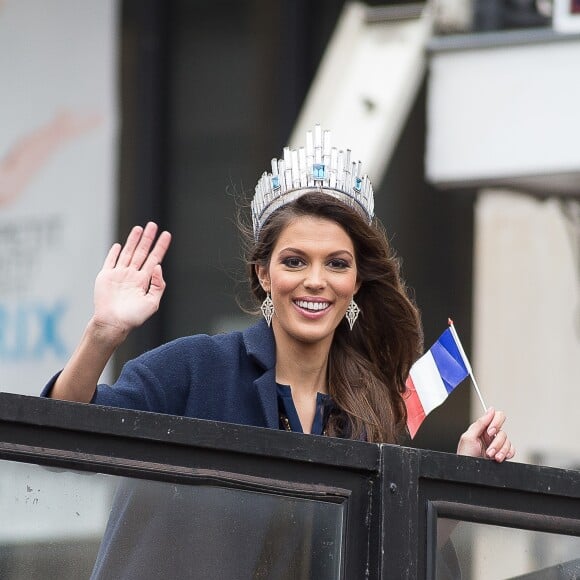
[313,163,326,180]
[251,124,375,239]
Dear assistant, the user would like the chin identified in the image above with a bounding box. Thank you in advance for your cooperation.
[290,323,338,345]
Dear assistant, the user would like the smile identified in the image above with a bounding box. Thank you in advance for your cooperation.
[294,300,330,312]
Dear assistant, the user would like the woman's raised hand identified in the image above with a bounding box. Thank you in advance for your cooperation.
[93,222,172,344]
[50,223,171,403]
[457,407,516,463]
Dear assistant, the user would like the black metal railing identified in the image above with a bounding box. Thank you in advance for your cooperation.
[0,392,578,579]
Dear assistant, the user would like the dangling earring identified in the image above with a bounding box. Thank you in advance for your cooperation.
[261,292,275,327]
[345,298,360,330]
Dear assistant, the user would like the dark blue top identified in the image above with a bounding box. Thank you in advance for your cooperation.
[277,384,331,434]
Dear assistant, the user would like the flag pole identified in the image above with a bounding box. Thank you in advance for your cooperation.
[447,318,487,412]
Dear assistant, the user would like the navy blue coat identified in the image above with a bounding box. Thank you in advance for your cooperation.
[43,320,345,579]
[43,319,281,431]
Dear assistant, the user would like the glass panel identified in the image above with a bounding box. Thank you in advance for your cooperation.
[436,518,580,580]
[0,459,345,579]
[0,460,113,579]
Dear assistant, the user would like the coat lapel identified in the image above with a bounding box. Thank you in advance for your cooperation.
[254,368,278,429]
[243,320,278,429]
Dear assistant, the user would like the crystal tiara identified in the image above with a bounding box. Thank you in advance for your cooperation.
[251,124,375,239]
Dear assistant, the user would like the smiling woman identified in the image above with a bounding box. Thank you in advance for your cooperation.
[256,215,362,435]
[248,193,421,442]
[43,125,515,456]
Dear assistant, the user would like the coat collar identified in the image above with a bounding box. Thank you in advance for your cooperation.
[242,319,276,371]
[242,319,278,429]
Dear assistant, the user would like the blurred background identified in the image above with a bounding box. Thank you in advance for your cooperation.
[1,0,579,459]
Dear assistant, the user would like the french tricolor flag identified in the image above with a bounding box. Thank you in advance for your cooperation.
[404,325,470,438]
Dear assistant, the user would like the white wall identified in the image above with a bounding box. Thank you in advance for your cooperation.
[473,190,580,469]
[0,0,119,394]
[426,34,580,192]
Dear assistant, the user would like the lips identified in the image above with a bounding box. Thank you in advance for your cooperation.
[294,299,331,312]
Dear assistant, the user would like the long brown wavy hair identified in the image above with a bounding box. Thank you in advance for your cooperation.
[245,191,423,443]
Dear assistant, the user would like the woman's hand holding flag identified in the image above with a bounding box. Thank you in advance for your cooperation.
[404,319,516,463]
[457,406,516,463]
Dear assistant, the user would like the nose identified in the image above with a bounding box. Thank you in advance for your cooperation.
[303,264,326,290]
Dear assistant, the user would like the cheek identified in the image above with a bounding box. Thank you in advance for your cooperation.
[270,272,295,294]
[337,275,359,298]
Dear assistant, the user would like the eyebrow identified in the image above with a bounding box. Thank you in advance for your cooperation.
[277,247,355,259]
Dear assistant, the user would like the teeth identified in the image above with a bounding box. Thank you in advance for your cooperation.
[296,300,330,311]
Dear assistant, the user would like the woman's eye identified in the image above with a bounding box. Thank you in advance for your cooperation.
[283,257,304,268]
[328,259,349,269]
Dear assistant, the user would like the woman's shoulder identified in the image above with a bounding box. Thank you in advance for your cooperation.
[133,319,271,367]
[125,323,275,372]
[138,328,246,362]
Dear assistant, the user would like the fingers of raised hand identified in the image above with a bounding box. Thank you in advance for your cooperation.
[141,230,172,275]
[115,223,157,269]
[102,242,122,269]
[108,223,171,273]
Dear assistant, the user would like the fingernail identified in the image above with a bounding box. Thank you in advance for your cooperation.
[496,453,504,461]
[488,427,496,437]
[487,447,496,457]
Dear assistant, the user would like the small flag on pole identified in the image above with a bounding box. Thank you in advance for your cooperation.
[404,319,486,438]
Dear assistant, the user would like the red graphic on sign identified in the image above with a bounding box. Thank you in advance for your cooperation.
[0,111,101,207]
